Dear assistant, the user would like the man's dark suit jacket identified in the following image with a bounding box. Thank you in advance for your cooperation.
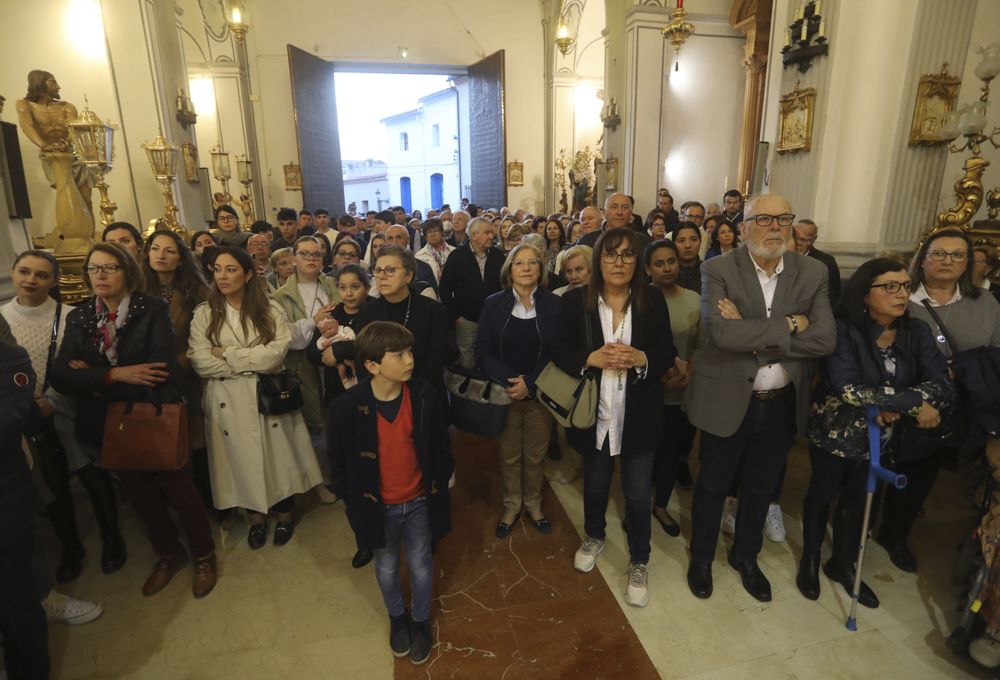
[808,247,842,305]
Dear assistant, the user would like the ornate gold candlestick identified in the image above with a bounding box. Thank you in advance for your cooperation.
[67,101,118,227]
[142,133,185,235]
[236,154,254,226]
[211,145,233,206]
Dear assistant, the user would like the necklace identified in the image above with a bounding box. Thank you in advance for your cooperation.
[614,307,629,390]
[305,281,323,317]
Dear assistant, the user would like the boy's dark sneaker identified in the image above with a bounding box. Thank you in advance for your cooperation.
[389,611,411,657]
[409,618,432,665]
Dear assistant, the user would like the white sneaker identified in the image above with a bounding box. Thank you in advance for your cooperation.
[764,503,786,543]
[42,590,103,625]
[557,470,579,485]
[970,636,1000,668]
[315,485,339,504]
[721,497,737,535]
[625,562,649,607]
[573,537,606,572]
[448,471,456,489]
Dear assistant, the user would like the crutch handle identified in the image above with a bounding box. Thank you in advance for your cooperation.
[871,464,907,489]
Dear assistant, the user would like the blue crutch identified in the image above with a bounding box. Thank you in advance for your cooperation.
[846,406,908,631]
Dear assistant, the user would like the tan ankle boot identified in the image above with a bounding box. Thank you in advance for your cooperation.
[192,553,218,599]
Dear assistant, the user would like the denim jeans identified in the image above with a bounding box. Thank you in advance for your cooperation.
[374,495,434,622]
[583,442,656,564]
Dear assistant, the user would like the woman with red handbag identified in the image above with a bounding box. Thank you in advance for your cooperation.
[49,243,217,599]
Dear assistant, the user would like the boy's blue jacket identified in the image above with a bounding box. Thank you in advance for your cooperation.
[327,378,453,549]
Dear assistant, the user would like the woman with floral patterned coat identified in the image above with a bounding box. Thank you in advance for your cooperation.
[797,258,953,609]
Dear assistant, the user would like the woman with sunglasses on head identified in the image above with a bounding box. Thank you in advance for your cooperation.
[872,228,1000,577]
[551,229,675,608]
[189,247,323,550]
[50,243,217,598]
[799,258,952,608]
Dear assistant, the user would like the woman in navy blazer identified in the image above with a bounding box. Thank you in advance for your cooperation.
[551,229,675,607]
[475,243,561,538]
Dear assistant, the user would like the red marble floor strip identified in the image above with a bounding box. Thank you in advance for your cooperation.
[395,429,659,679]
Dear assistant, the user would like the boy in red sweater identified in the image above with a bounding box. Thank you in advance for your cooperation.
[328,321,452,665]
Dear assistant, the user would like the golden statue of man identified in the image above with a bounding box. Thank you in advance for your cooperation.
[16,70,95,248]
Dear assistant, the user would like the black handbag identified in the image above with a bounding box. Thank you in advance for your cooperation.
[445,364,511,438]
[257,369,304,415]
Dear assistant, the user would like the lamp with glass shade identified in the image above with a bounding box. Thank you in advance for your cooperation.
[67,100,118,226]
[142,132,185,235]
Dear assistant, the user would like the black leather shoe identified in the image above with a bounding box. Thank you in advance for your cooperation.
[352,548,374,568]
[676,463,693,490]
[796,553,821,600]
[57,545,85,583]
[823,559,879,608]
[876,533,917,573]
[728,551,772,602]
[273,521,294,547]
[247,523,267,550]
[653,510,681,537]
[687,561,713,599]
[100,535,127,574]
[495,512,521,539]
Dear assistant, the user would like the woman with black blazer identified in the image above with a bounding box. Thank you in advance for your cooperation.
[800,258,952,608]
[551,228,675,608]
[475,243,561,538]
[50,243,217,599]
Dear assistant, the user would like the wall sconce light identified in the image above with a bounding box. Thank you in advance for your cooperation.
[661,0,695,72]
[227,1,249,42]
[142,132,185,234]
[781,1,829,73]
[175,88,197,129]
[600,97,620,132]
[235,154,255,225]
[210,145,233,205]
[555,23,574,56]
[399,46,408,59]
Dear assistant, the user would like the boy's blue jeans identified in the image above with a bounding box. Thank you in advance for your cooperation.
[374,494,434,622]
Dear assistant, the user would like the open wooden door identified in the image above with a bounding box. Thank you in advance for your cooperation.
[287,45,345,214]
[467,51,507,209]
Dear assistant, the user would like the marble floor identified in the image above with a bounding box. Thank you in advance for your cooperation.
[45,431,991,680]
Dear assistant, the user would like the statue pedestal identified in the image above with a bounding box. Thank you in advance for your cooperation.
[55,236,96,304]
[44,151,95,240]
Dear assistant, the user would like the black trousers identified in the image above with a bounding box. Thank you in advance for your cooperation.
[653,404,695,508]
[0,526,50,680]
[802,445,869,567]
[690,389,796,564]
[878,450,941,544]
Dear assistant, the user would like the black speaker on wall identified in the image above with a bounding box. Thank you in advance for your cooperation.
[0,121,32,219]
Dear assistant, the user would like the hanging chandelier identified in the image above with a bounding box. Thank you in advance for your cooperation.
[662,0,695,71]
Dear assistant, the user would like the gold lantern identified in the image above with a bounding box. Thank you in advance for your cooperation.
[210,145,233,206]
[67,102,118,227]
[235,154,255,226]
[142,132,185,235]
[227,1,249,42]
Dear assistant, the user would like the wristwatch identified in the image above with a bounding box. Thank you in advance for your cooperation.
[787,315,800,335]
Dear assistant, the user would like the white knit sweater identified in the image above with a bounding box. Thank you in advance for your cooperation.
[1,297,66,394]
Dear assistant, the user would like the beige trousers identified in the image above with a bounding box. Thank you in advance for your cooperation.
[499,399,554,513]
[455,318,478,369]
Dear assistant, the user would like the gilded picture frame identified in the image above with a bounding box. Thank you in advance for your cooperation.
[605,157,619,191]
[283,162,303,191]
[908,65,961,145]
[776,82,816,154]
[182,143,200,183]
[507,161,524,186]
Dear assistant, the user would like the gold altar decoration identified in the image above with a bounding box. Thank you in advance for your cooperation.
[210,145,233,205]
[506,160,524,187]
[283,162,302,191]
[236,154,255,225]
[605,156,619,191]
[67,100,117,227]
[909,64,961,146]
[554,148,569,213]
[661,1,695,72]
[776,81,815,153]
[142,132,185,235]
[915,43,1000,252]
[182,143,200,183]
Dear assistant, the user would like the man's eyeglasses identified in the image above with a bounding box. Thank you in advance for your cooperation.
[926,250,968,262]
[85,263,121,275]
[747,213,796,227]
[601,250,637,264]
[870,281,913,295]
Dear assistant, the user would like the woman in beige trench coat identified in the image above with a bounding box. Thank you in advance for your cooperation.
[188,247,323,550]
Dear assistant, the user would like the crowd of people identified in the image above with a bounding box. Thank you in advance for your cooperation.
[2,187,1000,676]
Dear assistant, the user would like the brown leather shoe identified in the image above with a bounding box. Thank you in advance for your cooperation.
[192,554,218,599]
[142,550,189,597]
